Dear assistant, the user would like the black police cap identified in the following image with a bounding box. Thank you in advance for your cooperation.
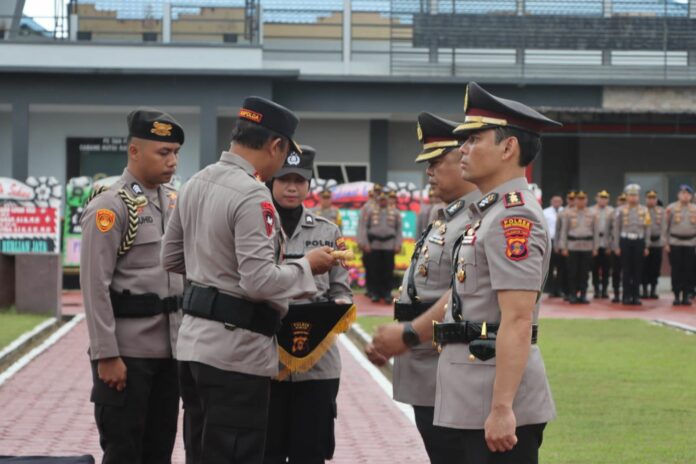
[127,107,184,145]
[238,96,301,153]
[454,82,561,137]
[274,144,315,180]
[415,112,462,163]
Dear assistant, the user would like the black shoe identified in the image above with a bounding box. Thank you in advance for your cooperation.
[682,295,691,306]
[601,291,609,299]
[370,295,380,303]
[579,295,590,304]
[622,297,631,305]
[612,295,621,303]
[641,289,649,299]
[632,297,642,306]
[673,293,682,306]
[568,295,579,304]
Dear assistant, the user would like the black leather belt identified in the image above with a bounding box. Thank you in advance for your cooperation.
[110,289,181,318]
[182,284,281,337]
[650,235,661,241]
[368,234,395,242]
[434,321,538,346]
[394,301,436,322]
[671,233,696,240]
[568,236,593,241]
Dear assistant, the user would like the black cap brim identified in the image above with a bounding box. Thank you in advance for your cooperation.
[275,167,312,180]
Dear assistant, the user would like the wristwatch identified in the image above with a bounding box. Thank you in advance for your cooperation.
[402,322,421,348]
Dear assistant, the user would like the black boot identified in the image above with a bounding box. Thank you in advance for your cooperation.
[601,286,609,299]
[673,292,682,306]
[682,292,691,306]
[641,285,649,299]
[612,290,621,303]
[568,294,579,304]
[579,292,590,304]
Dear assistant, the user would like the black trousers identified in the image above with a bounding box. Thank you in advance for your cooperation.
[428,423,546,464]
[264,379,339,464]
[370,249,396,298]
[179,361,270,464]
[611,252,622,294]
[362,251,374,295]
[559,255,570,296]
[592,248,610,292]
[669,245,695,293]
[90,357,179,464]
[642,246,663,288]
[545,249,564,295]
[620,238,645,300]
[567,251,592,296]
[414,406,462,464]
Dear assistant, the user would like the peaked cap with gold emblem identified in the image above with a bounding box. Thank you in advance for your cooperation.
[127,107,185,145]
[415,112,463,163]
[453,82,562,137]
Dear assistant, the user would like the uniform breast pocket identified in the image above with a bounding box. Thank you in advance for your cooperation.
[454,244,478,295]
[120,225,161,269]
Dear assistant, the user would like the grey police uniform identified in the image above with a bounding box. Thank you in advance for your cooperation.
[435,178,556,431]
[590,204,613,297]
[393,191,479,407]
[665,201,696,300]
[282,209,352,382]
[80,168,184,463]
[312,205,342,228]
[358,203,403,299]
[559,206,597,301]
[613,204,651,304]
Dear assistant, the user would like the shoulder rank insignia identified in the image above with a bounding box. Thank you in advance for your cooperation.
[502,217,533,261]
[131,182,144,195]
[96,209,116,233]
[503,191,525,208]
[477,193,499,212]
[306,214,314,224]
[446,200,465,217]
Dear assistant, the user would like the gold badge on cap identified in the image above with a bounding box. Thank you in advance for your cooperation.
[151,121,173,137]
[417,123,424,143]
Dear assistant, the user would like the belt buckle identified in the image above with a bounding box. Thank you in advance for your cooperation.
[224,323,237,331]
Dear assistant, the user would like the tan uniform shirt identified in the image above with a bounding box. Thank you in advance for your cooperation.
[393,191,479,407]
[435,177,556,429]
[312,206,342,228]
[554,208,567,251]
[356,201,375,248]
[665,202,696,246]
[358,205,403,251]
[161,151,318,378]
[647,206,666,247]
[282,208,352,382]
[559,207,597,252]
[80,168,184,361]
[590,205,614,249]
[612,205,651,250]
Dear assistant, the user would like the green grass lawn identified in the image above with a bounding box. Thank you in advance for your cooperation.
[0,308,50,351]
[357,316,696,463]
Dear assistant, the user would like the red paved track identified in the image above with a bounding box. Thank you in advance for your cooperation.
[0,293,428,463]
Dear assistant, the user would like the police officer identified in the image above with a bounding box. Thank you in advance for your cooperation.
[388,112,479,463]
[357,184,380,299]
[590,190,613,298]
[80,108,185,463]
[358,186,403,303]
[369,82,560,463]
[559,191,597,304]
[613,184,651,305]
[642,190,665,299]
[161,96,336,464]
[313,188,343,228]
[265,146,352,464]
[417,187,438,235]
[610,192,628,302]
[556,191,576,301]
[665,185,696,306]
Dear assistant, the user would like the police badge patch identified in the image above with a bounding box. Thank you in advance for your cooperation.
[287,152,301,166]
[502,217,532,261]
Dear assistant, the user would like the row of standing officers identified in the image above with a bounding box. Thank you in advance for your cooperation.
[546,184,696,306]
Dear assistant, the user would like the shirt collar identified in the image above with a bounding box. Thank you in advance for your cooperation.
[121,168,159,203]
[441,189,480,221]
[220,151,259,180]
[470,177,529,217]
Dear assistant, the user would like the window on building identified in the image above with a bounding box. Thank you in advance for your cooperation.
[315,163,369,184]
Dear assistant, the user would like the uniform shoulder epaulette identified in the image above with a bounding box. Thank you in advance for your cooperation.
[476,192,499,212]
[312,214,334,226]
[445,199,465,217]
[503,191,525,208]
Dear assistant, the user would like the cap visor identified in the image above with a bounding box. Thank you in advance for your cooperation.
[275,167,312,180]
[452,122,499,137]
[415,148,446,163]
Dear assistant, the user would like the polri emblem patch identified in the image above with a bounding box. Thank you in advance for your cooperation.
[261,201,275,237]
[502,217,532,261]
[96,209,116,233]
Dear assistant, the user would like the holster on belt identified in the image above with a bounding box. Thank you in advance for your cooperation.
[110,289,181,318]
[433,321,538,361]
[393,301,436,322]
[182,284,281,337]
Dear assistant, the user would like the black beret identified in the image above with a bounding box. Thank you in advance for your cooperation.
[274,144,315,180]
[415,112,462,163]
[238,96,301,153]
[454,82,561,136]
[127,107,184,145]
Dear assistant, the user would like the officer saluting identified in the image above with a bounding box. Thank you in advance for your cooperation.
[613,184,650,305]
[80,108,185,463]
[370,82,560,463]
[161,96,336,464]
[642,190,665,299]
[390,112,479,462]
[665,185,696,306]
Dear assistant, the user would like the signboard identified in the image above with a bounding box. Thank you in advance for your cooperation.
[0,176,62,254]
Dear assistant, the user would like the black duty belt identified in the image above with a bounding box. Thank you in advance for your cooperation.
[568,236,593,241]
[182,284,281,337]
[368,233,395,242]
[434,321,538,346]
[670,233,696,240]
[110,289,181,318]
[394,301,437,322]
[599,233,605,237]
[650,235,661,242]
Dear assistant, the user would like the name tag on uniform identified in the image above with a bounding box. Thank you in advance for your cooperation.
[428,234,445,246]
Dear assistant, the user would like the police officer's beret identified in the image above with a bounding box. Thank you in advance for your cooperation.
[274,145,315,180]
[453,82,562,137]
[646,190,658,198]
[624,184,641,195]
[679,184,694,194]
[238,96,301,154]
[576,191,587,199]
[127,107,185,145]
[415,112,462,163]
[597,190,610,198]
